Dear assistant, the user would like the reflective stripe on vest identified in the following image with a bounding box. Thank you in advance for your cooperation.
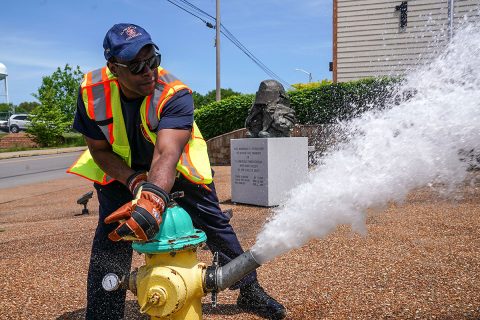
[145,68,193,131]
[68,67,131,184]
[68,66,212,185]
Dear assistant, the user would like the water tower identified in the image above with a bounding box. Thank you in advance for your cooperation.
[0,63,8,104]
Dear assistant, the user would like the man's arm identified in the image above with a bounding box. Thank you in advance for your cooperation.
[86,137,134,185]
[147,128,191,192]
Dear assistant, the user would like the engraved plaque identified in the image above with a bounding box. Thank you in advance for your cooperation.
[231,137,308,206]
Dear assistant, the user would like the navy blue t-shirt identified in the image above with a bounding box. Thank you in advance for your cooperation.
[73,88,194,171]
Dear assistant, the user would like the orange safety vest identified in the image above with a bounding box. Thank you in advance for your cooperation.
[67,66,212,185]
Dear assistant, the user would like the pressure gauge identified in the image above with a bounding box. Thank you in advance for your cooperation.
[102,273,120,291]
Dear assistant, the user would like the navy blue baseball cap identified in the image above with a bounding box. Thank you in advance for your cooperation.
[103,23,159,61]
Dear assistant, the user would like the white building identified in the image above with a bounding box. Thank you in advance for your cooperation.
[333,0,480,82]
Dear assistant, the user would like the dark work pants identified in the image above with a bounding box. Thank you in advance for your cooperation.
[86,175,257,320]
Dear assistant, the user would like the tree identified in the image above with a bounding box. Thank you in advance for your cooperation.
[28,64,83,147]
[192,88,241,109]
[0,101,39,116]
[0,103,13,113]
[0,103,14,121]
[192,91,206,109]
[16,101,40,113]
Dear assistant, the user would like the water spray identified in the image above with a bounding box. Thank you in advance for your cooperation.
[252,23,480,265]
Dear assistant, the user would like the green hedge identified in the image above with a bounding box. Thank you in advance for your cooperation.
[195,77,400,140]
[289,77,400,124]
[194,94,254,140]
[62,132,86,147]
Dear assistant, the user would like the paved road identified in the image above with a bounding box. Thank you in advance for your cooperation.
[0,151,83,189]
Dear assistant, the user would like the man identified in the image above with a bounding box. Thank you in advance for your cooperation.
[69,23,286,320]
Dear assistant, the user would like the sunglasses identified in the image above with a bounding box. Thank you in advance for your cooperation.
[113,53,161,75]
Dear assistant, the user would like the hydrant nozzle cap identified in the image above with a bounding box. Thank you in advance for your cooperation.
[149,288,167,306]
[139,288,168,314]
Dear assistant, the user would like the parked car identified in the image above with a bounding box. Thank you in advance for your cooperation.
[8,114,31,133]
[0,119,8,132]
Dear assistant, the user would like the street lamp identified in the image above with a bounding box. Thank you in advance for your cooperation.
[295,68,312,83]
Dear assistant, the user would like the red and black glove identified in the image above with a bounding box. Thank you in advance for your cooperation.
[105,183,170,241]
[126,171,148,195]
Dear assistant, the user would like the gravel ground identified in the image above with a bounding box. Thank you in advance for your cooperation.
[0,166,479,320]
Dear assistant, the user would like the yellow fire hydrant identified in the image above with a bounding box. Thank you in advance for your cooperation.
[102,203,261,320]
[130,204,208,320]
[133,249,206,319]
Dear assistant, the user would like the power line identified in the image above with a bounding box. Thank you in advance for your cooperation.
[165,0,211,25]
[165,0,290,88]
[220,25,290,88]
[177,0,215,20]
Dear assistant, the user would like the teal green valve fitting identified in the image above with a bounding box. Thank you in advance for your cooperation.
[132,203,207,254]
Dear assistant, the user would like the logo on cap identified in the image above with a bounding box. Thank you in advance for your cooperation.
[121,26,142,41]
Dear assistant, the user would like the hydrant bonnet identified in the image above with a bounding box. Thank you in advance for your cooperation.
[132,204,207,254]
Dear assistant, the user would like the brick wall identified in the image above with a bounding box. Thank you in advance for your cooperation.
[206,128,247,166]
[206,124,338,166]
[0,133,39,149]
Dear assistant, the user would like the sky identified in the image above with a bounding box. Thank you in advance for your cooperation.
[0,0,333,105]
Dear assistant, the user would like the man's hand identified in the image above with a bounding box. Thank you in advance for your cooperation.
[105,183,170,241]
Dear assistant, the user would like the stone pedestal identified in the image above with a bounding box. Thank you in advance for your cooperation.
[231,137,308,207]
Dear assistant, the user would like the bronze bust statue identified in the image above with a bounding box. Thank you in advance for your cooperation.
[245,80,296,138]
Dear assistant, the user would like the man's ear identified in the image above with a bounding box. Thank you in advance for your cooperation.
[107,61,117,76]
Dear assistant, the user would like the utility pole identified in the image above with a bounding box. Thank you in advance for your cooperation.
[215,0,221,101]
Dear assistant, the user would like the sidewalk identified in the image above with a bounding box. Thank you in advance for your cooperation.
[0,146,87,160]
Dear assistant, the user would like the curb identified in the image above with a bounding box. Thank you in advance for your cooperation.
[0,146,87,160]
